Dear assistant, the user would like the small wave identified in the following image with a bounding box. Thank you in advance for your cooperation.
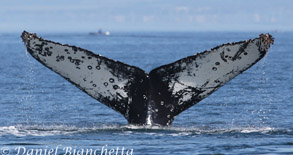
[123,125,278,134]
[0,124,291,137]
[0,125,77,137]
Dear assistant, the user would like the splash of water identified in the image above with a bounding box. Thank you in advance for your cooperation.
[0,124,286,137]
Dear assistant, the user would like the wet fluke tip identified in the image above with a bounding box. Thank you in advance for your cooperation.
[259,33,274,45]
[21,31,37,44]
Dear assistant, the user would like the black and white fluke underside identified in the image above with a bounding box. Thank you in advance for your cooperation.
[21,31,274,126]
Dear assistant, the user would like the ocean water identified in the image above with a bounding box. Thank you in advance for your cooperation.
[0,31,292,155]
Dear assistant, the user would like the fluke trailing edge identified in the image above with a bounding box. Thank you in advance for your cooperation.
[21,31,274,126]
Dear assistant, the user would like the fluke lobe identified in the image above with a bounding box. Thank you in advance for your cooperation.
[21,31,274,126]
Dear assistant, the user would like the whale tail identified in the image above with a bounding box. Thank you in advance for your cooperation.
[21,31,273,126]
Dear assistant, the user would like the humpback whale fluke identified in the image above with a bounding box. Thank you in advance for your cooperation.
[21,31,274,126]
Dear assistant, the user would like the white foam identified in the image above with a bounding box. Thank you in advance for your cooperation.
[0,125,79,137]
[0,124,279,137]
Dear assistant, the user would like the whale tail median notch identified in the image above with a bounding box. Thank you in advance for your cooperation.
[21,31,273,126]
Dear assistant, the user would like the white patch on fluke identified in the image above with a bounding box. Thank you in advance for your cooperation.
[27,38,130,104]
[168,39,267,103]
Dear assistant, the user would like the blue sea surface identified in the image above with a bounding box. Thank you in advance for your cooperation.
[0,32,292,155]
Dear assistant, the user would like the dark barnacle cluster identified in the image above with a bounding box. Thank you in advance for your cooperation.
[259,33,274,45]
[21,31,38,44]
